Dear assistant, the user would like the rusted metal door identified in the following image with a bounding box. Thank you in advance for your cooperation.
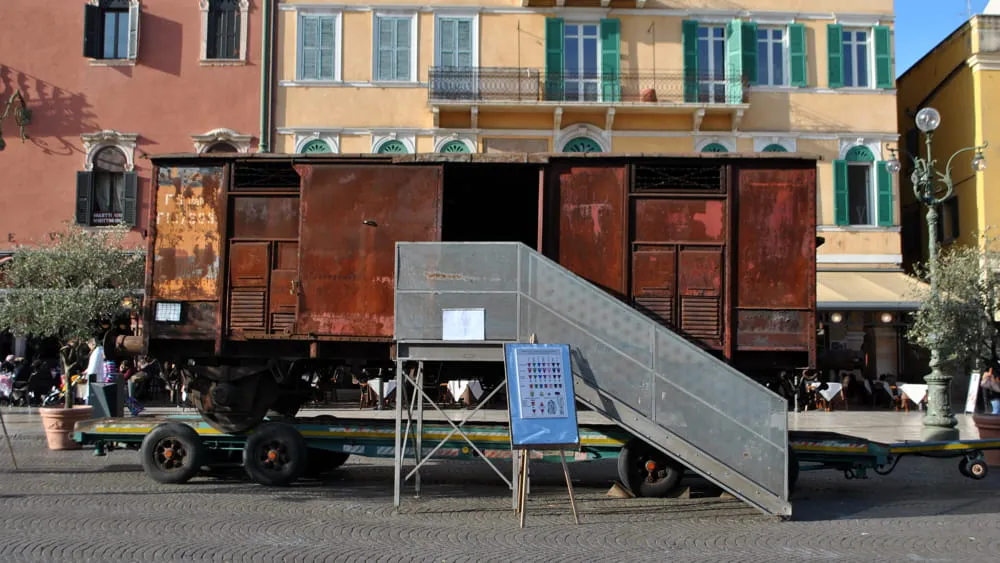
[546,164,627,299]
[630,197,727,350]
[296,164,443,338]
[733,167,816,355]
[226,196,301,336]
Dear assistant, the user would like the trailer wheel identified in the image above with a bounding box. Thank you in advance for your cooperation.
[140,423,205,485]
[964,458,989,480]
[243,422,308,486]
[617,438,684,497]
[303,448,351,477]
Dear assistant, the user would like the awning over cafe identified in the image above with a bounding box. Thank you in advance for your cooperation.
[817,271,929,311]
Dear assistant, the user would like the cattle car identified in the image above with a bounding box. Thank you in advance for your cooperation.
[113,153,818,433]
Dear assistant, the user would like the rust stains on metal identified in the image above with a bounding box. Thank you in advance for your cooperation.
[152,167,223,300]
[549,164,627,298]
[735,168,816,310]
[633,199,727,243]
[232,196,300,239]
[296,164,443,338]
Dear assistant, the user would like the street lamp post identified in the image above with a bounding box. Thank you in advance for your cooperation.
[887,106,989,442]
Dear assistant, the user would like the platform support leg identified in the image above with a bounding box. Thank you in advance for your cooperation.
[415,361,424,496]
[393,358,404,509]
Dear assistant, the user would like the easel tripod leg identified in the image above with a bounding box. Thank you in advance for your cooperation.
[559,448,579,525]
[518,451,529,528]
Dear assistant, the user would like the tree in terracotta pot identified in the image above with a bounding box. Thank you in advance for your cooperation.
[907,229,1000,459]
[0,223,143,450]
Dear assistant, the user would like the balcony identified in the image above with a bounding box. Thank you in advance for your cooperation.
[427,67,750,131]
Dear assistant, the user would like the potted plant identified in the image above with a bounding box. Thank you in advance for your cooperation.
[0,224,143,450]
[908,230,1000,458]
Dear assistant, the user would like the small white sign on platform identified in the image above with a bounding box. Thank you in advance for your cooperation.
[441,308,485,341]
[966,372,982,414]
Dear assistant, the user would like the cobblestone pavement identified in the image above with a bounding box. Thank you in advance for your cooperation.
[1,432,999,562]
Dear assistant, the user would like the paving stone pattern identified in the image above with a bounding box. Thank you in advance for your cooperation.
[0,435,999,562]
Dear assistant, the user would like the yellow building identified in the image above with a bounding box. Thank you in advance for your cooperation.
[896,3,998,269]
[273,0,918,382]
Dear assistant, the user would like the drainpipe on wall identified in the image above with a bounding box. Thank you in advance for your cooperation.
[258,0,275,153]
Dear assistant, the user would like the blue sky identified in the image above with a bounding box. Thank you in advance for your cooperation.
[896,0,990,76]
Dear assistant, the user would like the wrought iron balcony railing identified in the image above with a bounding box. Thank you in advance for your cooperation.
[428,67,750,105]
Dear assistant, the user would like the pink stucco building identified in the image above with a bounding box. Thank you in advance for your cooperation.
[0,0,265,251]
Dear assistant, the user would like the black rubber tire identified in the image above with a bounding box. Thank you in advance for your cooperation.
[617,438,685,497]
[242,422,308,486]
[303,448,351,478]
[140,422,205,485]
[959,458,971,478]
[788,448,800,495]
[967,459,989,480]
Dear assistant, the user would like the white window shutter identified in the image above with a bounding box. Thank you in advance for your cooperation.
[128,2,140,60]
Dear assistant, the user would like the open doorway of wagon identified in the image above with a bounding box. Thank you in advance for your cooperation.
[440,163,541,249]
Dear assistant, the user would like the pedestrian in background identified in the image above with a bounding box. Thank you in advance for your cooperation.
[980,360,1000,415]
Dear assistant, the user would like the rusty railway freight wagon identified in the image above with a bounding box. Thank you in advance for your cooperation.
[126,153,818,433]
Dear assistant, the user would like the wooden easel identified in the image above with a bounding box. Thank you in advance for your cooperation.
[514,447,579,528]
[512,334,579,528]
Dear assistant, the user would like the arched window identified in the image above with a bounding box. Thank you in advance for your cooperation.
[563,137,603,153]
[206,142,238,153]
[377,140,409,154]
[837,144,881,226]
[89,147,129,227]
[762,144,788,153]
[300,139,332,154]
[701,143,729,153]
[440,140,470,153]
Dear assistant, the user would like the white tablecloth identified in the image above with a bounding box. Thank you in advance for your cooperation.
[807,381,843,402]
[447,380,483,402]
[900,383,928,407]
[368,378,396,399]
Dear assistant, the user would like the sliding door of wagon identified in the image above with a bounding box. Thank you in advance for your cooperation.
[630,197,727,352]
[227,196,301,336]
[296,164,443,339]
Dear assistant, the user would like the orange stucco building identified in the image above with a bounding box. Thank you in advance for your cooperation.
[0,0,264,250]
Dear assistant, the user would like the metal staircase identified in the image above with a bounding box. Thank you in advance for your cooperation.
[394,242,791,517]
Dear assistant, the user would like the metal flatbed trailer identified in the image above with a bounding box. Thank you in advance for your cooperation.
[72,417,1000,498]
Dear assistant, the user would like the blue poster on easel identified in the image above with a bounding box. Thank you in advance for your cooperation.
[504,343,580,449]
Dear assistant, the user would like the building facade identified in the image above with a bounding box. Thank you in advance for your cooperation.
[0,0,263,250]
[897,3,999,270]
[273,0,918,384]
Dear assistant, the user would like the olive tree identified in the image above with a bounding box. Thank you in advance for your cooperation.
[907,231,1000,373]
[0,224,144,408]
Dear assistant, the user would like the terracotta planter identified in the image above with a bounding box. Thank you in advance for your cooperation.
[39,405,94,450]
[640,88,658,103]
[973,414,1000,466]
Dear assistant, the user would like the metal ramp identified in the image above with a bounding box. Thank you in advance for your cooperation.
[394,242,791,517]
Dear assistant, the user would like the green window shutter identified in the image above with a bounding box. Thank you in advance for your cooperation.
[682,20,699,102]
[439,18,456,67]
[833,159,849,225]
[300,16,319,79]
[395,18,411,81]
[319,16,336,79]
[725,20,743,103]
[874,25,893,89]
[76,171,93,226]
[544,18,565,101]
[128,2,140,60]
[876,161,893,226]
[827,24,844,88]
[789,23,807,87]
[83,4,102,58]
[741,21,758,86]
[123,171,139,227]
[600,18,621,102]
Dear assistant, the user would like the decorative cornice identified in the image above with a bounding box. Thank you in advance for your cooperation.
[81,130,139,171]
[191,128,254,153]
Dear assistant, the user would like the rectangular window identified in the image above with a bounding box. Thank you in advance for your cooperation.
[847,162,873,225]
[756,27,786,86]
[299,14,338,80]
[84,0,137,61]
[697,25,727,103]
[207,0,241,60]
[842,29,870,88]
[375,14,414,82]
[437,17,474,68]
[564,23,600,101]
